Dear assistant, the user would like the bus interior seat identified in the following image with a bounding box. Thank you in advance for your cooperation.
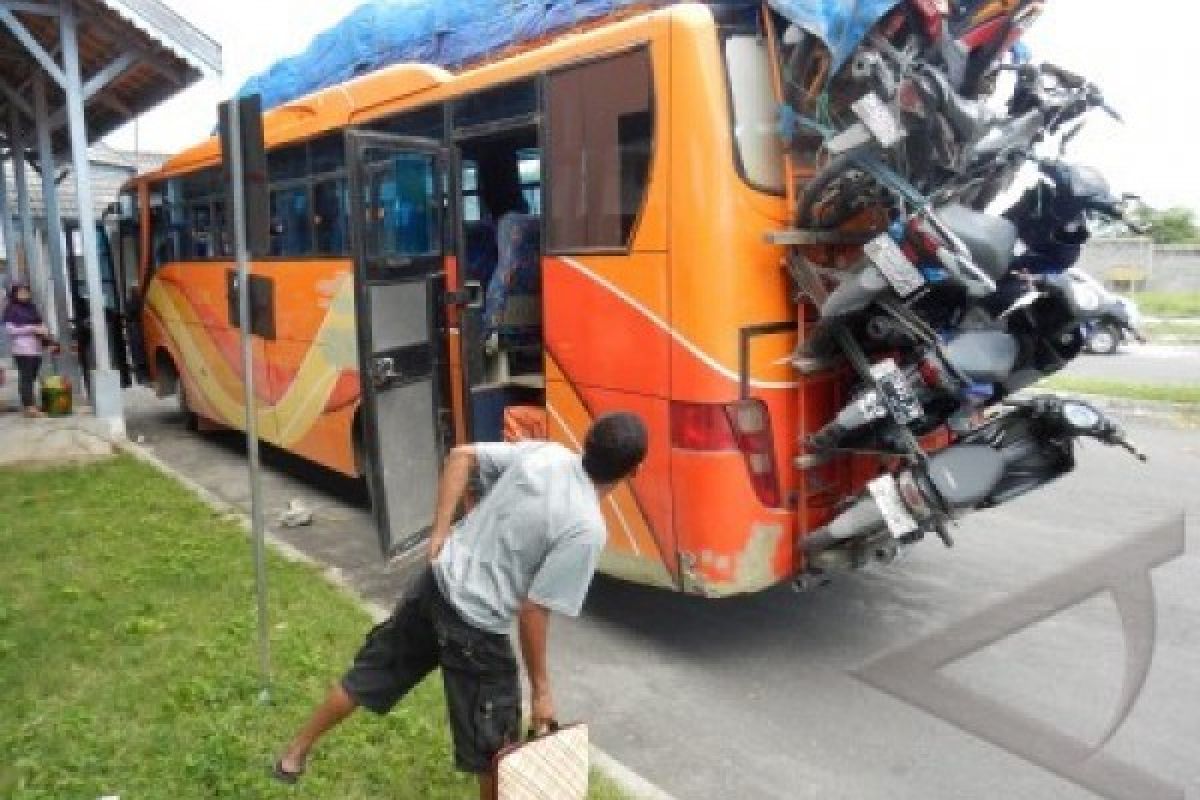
[483,211,542,381]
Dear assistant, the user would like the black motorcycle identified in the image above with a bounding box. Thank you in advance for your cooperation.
[796,395,1146,585]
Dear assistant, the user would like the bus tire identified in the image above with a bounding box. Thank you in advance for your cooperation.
[177,376,199,432]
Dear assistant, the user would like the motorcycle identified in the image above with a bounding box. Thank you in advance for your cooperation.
[796,395,1147,585]
[804,156,1144,454]
[805,268,1133,453]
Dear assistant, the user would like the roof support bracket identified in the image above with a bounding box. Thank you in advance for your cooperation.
[0,4,67,88]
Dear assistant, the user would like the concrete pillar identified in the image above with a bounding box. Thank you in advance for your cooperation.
[33,72,84,398]
[60,0,123,435]
[9,107,37,281]
[32,72,73,343]
[0,154,17,283]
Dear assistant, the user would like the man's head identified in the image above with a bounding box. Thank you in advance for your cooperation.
[582,412,648,486]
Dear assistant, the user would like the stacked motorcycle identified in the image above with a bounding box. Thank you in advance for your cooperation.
[774,0,1151,586]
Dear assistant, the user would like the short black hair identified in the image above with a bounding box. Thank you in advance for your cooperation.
[582,412,648,484]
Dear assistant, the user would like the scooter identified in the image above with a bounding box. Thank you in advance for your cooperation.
[796,395,1146,585]
[805,268,1130,453]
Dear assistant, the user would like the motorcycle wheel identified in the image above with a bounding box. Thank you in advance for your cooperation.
[797,154,882,229]
[1085,323,1121,355]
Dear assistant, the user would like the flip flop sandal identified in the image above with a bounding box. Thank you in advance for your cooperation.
[271,758,305,785]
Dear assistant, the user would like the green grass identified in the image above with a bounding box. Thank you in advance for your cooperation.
[1038,376,1200,405]
[1131,291,1200,318]
[1144,318,1200,343]
[0,457,626,799]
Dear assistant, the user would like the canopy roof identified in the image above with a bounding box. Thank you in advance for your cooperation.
[0,0,220,160]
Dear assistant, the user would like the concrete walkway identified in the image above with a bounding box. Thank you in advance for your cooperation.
[0,360,116,468]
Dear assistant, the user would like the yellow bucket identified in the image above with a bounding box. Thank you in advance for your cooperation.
[41,375,73,417]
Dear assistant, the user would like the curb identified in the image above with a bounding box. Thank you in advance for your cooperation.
[113,438,679,800]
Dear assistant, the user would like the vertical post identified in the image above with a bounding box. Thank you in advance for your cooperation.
[227,97,272,702]
[33,73,74,348]
[60,0,124,435]
[0,152,16,285]
[10,108,37,281]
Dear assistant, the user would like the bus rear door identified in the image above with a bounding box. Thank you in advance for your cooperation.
[346,130,451,556]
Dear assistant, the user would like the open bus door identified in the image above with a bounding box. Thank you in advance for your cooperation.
[346,130,451,556]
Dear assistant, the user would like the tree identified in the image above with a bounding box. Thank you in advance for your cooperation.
[1130,205,1200,245]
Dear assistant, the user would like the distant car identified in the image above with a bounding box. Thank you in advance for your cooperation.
[1067,269,1144,355]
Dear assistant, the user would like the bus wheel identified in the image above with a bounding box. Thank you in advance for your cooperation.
[177,379,199,432]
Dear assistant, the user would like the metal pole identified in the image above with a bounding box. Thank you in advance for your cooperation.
[60,0,123,435]
[33,72,73,345]
[228,97,272,702]
[0,153,15,284]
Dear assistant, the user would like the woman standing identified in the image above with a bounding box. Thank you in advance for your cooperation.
[3,284,50,417]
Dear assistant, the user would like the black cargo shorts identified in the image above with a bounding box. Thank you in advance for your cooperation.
[341,569,520,773]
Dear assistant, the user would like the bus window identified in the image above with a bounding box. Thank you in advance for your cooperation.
[313,179,349,255]
[270,186,314,256]
[518,148,541,216]
[148,186,172,269]
[364,153,439,260]
[546,48,653,251]
[724,33,785,193]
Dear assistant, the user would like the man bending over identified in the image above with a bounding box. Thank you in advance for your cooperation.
[273,412,648,798]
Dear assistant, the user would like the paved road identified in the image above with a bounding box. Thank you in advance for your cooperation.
[124,387,1200,800]
[1064,343,1200,386]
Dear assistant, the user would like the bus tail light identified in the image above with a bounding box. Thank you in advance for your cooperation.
[671,399,782,508]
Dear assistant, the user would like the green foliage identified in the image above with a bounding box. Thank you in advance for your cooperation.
[0,458,624,799]
[1130,206,1200,245]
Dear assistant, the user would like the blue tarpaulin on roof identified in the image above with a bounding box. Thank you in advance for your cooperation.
[238,0,890,112]
[766,0,902,72]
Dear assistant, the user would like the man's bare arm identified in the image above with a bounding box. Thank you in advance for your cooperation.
[428,445,477,560]
[518,600,555,729]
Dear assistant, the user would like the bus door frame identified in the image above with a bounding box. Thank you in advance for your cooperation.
[345,129,453,556]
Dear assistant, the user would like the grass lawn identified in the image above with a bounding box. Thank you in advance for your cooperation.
[0,457,625,800]
[1037,376,1200,406]
[1132,291,1200,319]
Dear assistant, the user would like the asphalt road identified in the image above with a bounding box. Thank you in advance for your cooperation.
[124,386,1200,800]
[1063,343,1200,386]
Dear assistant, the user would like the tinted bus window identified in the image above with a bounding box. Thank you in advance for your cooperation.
[270,186,314,256]
[547,48,653,251]
[311,134,346,175]
[313,179,349,255]
[269,144,309,183]
[454,81,537,130]
[375,104,445,142]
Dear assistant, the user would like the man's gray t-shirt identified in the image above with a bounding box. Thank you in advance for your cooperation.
[433,441,607,634]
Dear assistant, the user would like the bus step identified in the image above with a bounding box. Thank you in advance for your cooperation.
[766,229,876,246]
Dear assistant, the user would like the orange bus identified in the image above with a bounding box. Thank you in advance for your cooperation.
[125,2,861,596]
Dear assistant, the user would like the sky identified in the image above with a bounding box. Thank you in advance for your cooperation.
[103,0,1198,214]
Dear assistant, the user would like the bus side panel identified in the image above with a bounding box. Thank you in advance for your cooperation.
[143,262,281,438]
[545,355,676,590]
[666,7,799,595]
[261,261,361,477]
[543,253,677,587]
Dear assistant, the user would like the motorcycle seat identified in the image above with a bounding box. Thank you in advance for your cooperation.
[936,204,1019,281]
[945,330,1019,384]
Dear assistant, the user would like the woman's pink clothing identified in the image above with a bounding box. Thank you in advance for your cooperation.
[5,322,44,357]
